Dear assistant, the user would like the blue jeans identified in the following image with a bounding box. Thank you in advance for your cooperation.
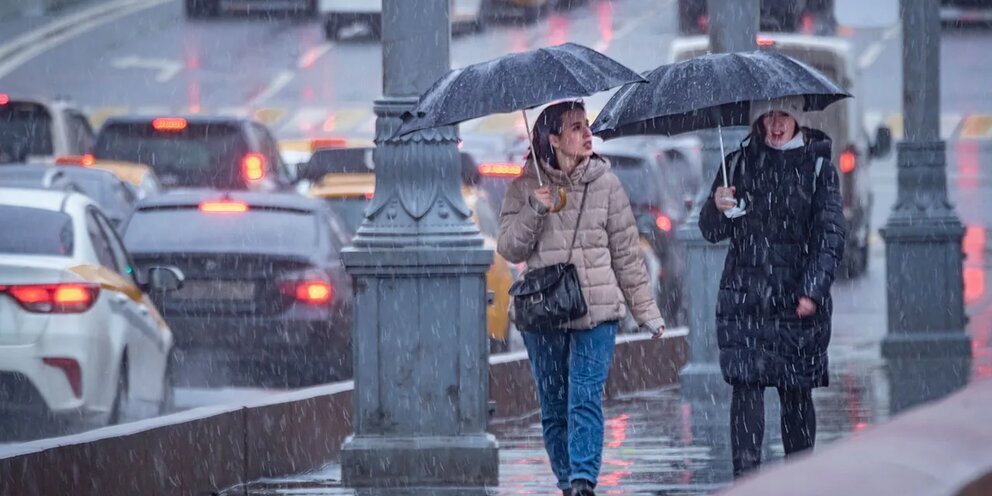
[521,321,618,490]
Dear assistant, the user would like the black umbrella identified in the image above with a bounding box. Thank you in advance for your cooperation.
[590,50,850,187]
[393,43,645,205]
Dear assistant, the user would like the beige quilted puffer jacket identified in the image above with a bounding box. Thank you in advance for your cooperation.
[497,154,665,332]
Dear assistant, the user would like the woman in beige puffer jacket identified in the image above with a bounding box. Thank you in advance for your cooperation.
[497,101,665,496]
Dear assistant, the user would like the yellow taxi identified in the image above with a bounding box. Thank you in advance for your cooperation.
[54,155,162,199]
[306,165,514,347]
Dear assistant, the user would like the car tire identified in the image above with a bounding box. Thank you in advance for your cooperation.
[324,16,340,40]
[108,357,128,425]
[185,0,219,18]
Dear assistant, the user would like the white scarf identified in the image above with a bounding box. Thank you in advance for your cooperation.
[769,131,805,150]
[722,132,804,219]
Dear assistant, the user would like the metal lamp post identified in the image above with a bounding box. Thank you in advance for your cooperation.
[340,0,499,489]
[881,0,971,413]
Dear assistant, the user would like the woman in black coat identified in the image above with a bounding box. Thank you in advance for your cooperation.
[698,96,846,477]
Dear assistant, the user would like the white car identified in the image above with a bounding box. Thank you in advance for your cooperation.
[320,0,487,40]
[0,188,181,426]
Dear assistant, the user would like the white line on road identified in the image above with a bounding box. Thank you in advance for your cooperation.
[857,23,901,71]
[247,70,295,107]
[0,0,170,79]
[110,56,183,82]
[297,43,333,70]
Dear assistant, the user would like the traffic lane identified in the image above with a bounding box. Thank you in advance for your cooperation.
[276,0,680,114]
[0,0,333,109]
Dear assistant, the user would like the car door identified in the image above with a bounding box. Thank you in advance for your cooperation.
[91,208,167,403]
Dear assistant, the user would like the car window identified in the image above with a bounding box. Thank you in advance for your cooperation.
[92,122,249,188]
[605,155,663,208]
[93,209,137,283]
[124,207,319,258]
[0,101,53,156]
[65,110,95,154]
[86,208,118,271]
[0,206,74,256]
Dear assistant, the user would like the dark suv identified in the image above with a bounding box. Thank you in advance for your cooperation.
[122,190,354,387]
[92,116,295,192]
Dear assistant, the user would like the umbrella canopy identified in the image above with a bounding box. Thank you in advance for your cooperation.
[591,50,851,140]
[394,42,646,138]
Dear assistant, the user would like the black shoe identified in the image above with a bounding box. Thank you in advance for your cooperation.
[569,479,595,496]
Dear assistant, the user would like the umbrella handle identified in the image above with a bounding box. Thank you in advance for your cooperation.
[718,123,729,188]
[522,109,567,213]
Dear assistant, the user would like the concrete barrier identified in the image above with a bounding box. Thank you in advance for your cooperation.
[0,331,687,495]
[719,378,992,496]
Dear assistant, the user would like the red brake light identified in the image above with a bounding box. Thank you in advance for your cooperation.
[43,358,82,398]
[756,36,775,47]
[655,214,673,232]
[152,117,187,131]
[0,94,8,105]
[279,277,333,305]
[839,150,857,174]
[54,154,94,166]
[479,163,523,178]
[6,284,99,313]
[199,200,248,213]
[310,138,348,152]
[242,153,266,182]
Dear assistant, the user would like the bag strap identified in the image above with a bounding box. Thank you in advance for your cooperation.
[812,156,824,195]
[566,183,590,264]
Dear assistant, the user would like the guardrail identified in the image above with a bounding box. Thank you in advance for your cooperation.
[1,330,688,495]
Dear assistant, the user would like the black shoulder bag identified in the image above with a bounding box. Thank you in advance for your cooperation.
[508,184,589,332]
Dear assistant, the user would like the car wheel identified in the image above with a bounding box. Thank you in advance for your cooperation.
[158,352,176,415]
[324,16,340,40]
[108,358,128,425]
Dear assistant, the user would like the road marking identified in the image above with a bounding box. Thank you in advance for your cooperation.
[857,24,901,71]
[247,70,294,106]
[0,0,170,80]
[110,56,183,82]
[297,43,333,70]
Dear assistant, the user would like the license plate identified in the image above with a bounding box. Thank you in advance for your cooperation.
[175,281,256,301]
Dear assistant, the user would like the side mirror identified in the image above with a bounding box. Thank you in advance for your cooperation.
[870,126,893,158]
[145,266,184,292]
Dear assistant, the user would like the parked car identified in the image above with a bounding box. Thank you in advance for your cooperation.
[459,130,530,215]
[122,190,354,387]
[0,188,180,427]
[0,94,95,164]
[304,146,516,351]
[0,164,139,227]
[91,116,295,192]
[670,33,893,278]
[597,139,691,325]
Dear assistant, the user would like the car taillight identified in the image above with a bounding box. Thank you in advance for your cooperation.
[199,200,248,213]
[648,207,673,233]
[152,117,187,131]
[839,149,857,174]
[0,93,8,105]
[756,36,775,47]
[479,163,523,178]
[43,358,82,397]
[4,283,99,313]
[278,273,333,305]
[54,154,95,166]
[242,153,266,182]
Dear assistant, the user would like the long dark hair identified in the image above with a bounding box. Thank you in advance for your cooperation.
[529,100,585,171]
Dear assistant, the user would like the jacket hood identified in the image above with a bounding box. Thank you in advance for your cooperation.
[522,153,611,186]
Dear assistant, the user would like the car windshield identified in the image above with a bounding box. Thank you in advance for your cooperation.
[0,206,73,256]
[123,207,318,257]
[92,122,248,188]
[0,102,53,157]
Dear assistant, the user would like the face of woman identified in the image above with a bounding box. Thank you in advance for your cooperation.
[761,111,798,148]
[549,108,594,164]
